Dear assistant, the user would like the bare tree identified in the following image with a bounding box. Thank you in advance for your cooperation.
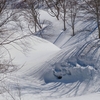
[44,0,60,20]
[67,0,80,36]
[23,0,42,32]
[0,1,34,99]
[0,0,32,76]
[45,0,68,31]
[83,0,100,38]
[61,0,67,31]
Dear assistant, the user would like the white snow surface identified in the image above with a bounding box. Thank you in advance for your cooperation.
[1,32,100,100]
[0,10,100,100]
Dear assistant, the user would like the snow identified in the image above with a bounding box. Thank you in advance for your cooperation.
[3,36,60,75]
[0,9,100,100]
[39,10,71,44]
[47,93,100,100]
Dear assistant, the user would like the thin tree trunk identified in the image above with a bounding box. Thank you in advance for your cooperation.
[35,21,37,32]
[72,25,75,36]
[63,11,66,31]
[98,24,100,39]
[96,8,100,38]
[63,0,66,31]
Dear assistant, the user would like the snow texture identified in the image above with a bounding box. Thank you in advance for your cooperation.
[0,9,100,100]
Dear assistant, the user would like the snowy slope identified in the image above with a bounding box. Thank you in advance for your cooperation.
[30,28,100,97]
[3,35,60,74]
[1,31,100,100]
[0,9,100,100]
[0,35,61,100]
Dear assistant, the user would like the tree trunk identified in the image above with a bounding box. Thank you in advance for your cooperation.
[63,0,66,31]
[98,25,100,39]
[96,12,100,38]
[63,11,66,31]
[72,25,75,36]
[35,21,37,32]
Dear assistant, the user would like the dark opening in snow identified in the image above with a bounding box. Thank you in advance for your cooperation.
[57,76,62,79]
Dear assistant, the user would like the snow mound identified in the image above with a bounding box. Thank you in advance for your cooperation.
[30,28,100,97]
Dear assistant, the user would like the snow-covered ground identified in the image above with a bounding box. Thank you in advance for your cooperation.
[0,9,100,100]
